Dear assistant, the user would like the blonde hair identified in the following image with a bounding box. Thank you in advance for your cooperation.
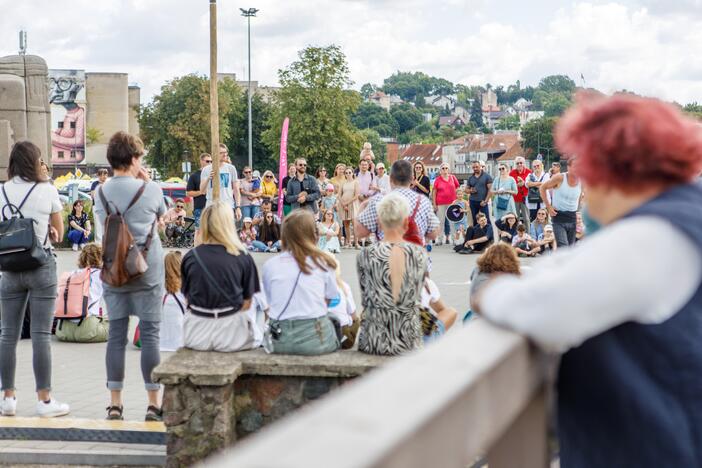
[164,251,182,294]
[282,210,337,274]
[360,142,375,161]
[377,193,410,230]
[200,202,247,255]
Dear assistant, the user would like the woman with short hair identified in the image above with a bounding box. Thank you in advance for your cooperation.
[0,141,67,418]
[94,131,166,422]
[262,210,340,355]
[357,193,429,355]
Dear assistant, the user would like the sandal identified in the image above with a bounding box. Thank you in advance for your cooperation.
[145,405,163,422]
[106,405,124,421]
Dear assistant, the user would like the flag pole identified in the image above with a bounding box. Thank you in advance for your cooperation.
[209,0,221,199]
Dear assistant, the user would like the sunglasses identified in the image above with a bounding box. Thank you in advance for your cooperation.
[204,160,212,164]
[516,162,524,165]
[244,171,252,174]
[298,163,307,167]
[499,168,506,171]
[176,205,184,209]
[265,175,273,179]
[266,216,273,219]
[345,171,352,174]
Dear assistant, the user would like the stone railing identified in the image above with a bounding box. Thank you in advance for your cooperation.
[153,348,389,467]
[202,320,549,468]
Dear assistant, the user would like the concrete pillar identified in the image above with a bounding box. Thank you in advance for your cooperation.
[128,85,140,136]
[23,56,51,161]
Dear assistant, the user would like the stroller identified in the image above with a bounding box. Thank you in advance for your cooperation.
[164,216,195,249]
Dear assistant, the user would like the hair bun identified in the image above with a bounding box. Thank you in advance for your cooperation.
[363,142,372,150]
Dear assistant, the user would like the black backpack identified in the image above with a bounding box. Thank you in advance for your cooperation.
[0,183,50,272]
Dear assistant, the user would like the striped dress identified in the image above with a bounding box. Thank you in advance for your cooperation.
[356,242,428,355]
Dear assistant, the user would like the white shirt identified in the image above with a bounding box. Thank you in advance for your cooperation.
[1,177,62,248]
[262,252,339,321]
[243,289,269,347]
[526,171,551,209]
[420,278,441,311]
[200,163,239,207]
[376,174,391,195]
[328,281,355,327]
[87,268,103,316]
[480,216,702,353]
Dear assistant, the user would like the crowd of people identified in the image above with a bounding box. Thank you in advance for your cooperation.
[2,92,702,468]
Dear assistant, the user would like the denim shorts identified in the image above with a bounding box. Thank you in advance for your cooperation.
[269,316,339,356]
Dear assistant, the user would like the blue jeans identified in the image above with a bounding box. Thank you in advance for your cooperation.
[193,208,203,228]
[469,200,490,224]
[0,258,57,391]
[106,317,160,391]
[67,229,88,245]
[553,221,577,247]
[249,240,269,252]
[241,205,260,220]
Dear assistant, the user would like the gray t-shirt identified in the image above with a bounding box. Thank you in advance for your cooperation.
[467,172,493,202]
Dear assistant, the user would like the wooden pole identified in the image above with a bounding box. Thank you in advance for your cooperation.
[209,0,221,199]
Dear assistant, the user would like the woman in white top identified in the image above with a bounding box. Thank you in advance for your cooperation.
[525,159,550,221]
[0,141,69,418]
[262,210,340,355]
[160,252,186,353]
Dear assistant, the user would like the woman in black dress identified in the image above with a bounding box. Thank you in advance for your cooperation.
[411,161,431,197]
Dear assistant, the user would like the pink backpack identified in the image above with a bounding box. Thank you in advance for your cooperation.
[54,269,95,323]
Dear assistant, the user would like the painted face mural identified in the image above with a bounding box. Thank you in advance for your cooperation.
[49,69,86,165]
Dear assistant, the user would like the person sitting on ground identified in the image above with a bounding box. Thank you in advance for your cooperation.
[162,199,187,241]
[575,211,586,241]
[67,200,91,251]
[239,217,268,252]
[317,209,341,254]
[495,212,519,243]
[56,244,109,343]
[530,208,549,241]
[252,199,281,226]
[420,275,458,343]
[257,211,282,252]
[160,252,186,353]
[357,193,428,356]
[328,263,359,350]
[181,202,261,352]
[455,212,493,254]
[512,224,538,257]
[537,224,558,254]
[262,210,340,355]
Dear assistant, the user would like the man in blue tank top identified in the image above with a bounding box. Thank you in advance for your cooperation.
[472,94,702,467]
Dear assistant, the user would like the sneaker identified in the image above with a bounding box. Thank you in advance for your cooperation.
[36,399,70,418]
[79,243,86,250]
[71,244,78,251]
[1,396,16,416]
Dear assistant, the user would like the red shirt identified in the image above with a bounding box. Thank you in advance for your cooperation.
[433,174,460,206]
[509,167,532,203]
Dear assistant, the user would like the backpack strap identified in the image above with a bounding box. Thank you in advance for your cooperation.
[1,182,38,220]
[98,186,113,216]
[163,293,186,315]
[125,182,147,213]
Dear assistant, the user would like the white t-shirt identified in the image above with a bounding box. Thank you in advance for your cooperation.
[201,163,239,207]
[376,174,391,195]
[1,177,62,248]
[328,281,355,327]
[526,171,551,209]
[420,278,441,311]
[262,252,339,321]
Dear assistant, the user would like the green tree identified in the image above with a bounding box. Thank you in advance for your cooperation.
[495,114,521,131]
[543,93,572,117]
[684,102,702,121]
[390,103,424,133]
[538,75,576,95]
[521,117,559,162]
[470,97,484,129]
[226,92,273,171]
[139,74,239,177]
[382,71,454,101]
[351,102,399,137]
[360,83,376,100]
[262,45,364,170]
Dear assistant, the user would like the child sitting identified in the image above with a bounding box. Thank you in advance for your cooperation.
[537,224,558,254]
[160,251,186,352]
[240,217,269,252]
[420,276,458,343]
[55,244,108,343]
[512,224,538,257]
[466,243,521,322]
[327,264,359,349]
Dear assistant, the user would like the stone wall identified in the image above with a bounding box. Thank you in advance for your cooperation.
[153,348,388,468]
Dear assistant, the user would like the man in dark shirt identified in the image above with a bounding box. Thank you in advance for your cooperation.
[456,213,493,254]
[186,153,212,227]
[285,158,320,214]
[466,160,493,224]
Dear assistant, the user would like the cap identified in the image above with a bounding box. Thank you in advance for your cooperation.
[243,217,253,223]
[326,183,335,192]
[376,162,385,169]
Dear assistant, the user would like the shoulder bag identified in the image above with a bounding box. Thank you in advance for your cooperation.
[494,178,509,211]
[527,173,544,204]
[0,183,50,272]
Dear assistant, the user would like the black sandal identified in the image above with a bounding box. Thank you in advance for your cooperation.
[106,405,124,421]
[145,405,163,422]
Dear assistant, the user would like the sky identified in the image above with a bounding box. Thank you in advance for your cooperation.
[1,0,701,105]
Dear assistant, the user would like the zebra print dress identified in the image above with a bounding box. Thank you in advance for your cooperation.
[356,242,428,355]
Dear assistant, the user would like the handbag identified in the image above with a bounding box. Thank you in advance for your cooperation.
[0,183,50,272]
[527,173,544,204]
[494,179,509,211]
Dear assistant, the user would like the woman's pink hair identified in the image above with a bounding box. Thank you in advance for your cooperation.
[555,92,702,193]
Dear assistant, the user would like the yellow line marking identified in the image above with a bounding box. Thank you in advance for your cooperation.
[0,417,165,432]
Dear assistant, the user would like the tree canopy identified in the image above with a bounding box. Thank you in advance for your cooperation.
[521,116,559,163]
[382,71,454,101]
[262,45,364,170]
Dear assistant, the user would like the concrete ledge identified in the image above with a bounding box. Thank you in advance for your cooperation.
[0,447,165,466]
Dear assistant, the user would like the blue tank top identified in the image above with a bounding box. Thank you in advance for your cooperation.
[551,173,581,212]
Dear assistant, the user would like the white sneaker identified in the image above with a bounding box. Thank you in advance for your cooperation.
[1,397,16,416]
[72,244,78,251]
[36,399,70,418]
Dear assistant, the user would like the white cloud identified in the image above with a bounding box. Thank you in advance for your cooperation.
[0,0,699,104]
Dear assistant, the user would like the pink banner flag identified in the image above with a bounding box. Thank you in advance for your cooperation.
[277,117,289,219]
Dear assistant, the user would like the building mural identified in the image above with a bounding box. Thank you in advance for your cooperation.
[49,69,86,165]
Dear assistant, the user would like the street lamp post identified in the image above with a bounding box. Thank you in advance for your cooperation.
[240,7,258,170]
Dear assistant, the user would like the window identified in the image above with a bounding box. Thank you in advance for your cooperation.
[57,121,64,129]
[70,121,76,129]
[70,151,76,159]
[58,151,64,159]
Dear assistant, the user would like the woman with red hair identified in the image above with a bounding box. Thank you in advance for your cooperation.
[473,93,702,467]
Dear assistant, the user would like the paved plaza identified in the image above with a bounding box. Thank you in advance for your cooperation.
[6,246,480,421]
